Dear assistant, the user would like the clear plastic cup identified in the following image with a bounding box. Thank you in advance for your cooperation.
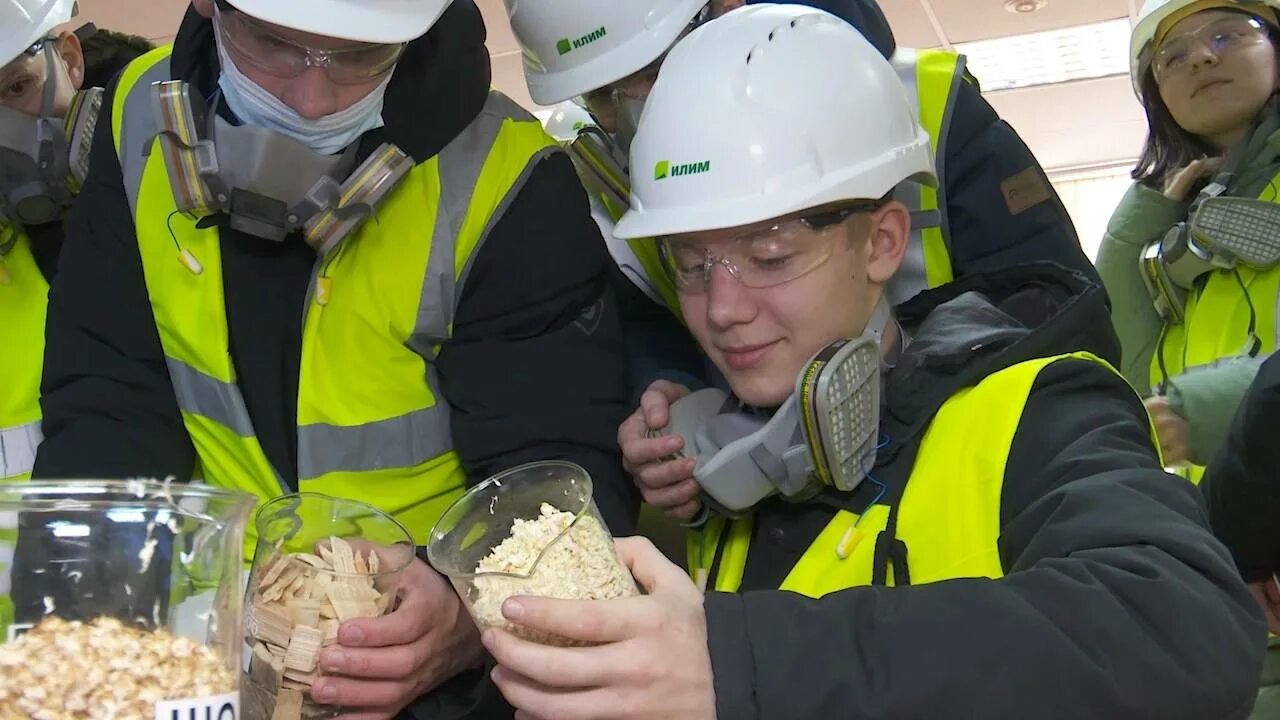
[426,460,638,647]
[0,479,255,719]
[241,493,416,720]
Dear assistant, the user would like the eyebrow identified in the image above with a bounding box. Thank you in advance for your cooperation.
[0,58,37,85]
[1166,15,1254,43]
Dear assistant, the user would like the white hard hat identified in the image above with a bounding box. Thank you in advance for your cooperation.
[506,0,709,106]
[543,101,597,142]
[1131,0,1280,97]
[614,4,936,241]
[0,0,74,66]
[225,0,453,44]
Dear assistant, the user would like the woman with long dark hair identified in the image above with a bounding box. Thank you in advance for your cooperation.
[1098,0,1280,483]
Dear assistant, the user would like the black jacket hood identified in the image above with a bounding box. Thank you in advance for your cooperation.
[878,262,1119,469]
[748,0,896,57]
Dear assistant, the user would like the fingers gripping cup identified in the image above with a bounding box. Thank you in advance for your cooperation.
[242,493,415,720]
[427,461,638,647]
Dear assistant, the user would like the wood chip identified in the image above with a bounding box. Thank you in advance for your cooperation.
[320,619,340,647]
[354,550,369,575]
[279,679,311,691]
[284,571,308,599]
[271,688,304,720]
[283,625,323,673]
[258,552,290,591]
[248,602,293,649]
[294,552,329,569]
[261,563,301,603]
[326,580,380,604]
[288,598,321,628]
[265,642,287,662]
[330,536,356,575]
[249,643,282,694]
[282,667,320,687]
[368,549,380,574]
[330,597,378,622]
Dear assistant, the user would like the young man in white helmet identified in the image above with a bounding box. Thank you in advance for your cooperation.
[27,0,635,716]
[510,0,1097,413]
[480,7,1264,719]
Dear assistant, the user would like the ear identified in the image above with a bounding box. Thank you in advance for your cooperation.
[192,0,214,18]
[864,200,910,286]
[54,30,84,91]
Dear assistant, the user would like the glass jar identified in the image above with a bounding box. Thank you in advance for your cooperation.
[242,493,415,720]
[0,479,255,719]
[426,461,637,647]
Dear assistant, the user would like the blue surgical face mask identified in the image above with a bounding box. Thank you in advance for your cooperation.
[213,15,392,155]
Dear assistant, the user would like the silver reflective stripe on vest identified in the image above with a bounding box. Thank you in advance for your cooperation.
[119,56,170,218]
[887,48,957,306]
[410,91,555,350]
[166,358,256,437]
[0,420,41,478]
[935,53,965,270]
[297,92,551,481]
[297,407,452,477]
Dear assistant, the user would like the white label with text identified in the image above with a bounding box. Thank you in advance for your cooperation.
[154,692,239,720]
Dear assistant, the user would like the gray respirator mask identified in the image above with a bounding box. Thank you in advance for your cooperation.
[1140,143,1280,324]
[611,95,645,154]
[0,42,99,229]
[650,300,892,515]
[149,80,412,253]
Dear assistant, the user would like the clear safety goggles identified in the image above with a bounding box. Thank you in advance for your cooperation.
[658,203,880,292]
[1153,15,1270,80]
[579,4,711,118]
[214,0,404,85]
[0,38,54,109]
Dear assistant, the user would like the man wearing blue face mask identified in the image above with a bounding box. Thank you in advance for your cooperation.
[29,0,636,717]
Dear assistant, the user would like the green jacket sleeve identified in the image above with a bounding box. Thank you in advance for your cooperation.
[1095,183,1185,396]
[1166,354,1268,466]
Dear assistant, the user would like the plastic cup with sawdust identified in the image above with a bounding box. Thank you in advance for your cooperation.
[242,493,416,720]
[426,460,638,647]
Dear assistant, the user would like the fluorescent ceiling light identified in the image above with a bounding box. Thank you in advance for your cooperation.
[953,17,1131,91]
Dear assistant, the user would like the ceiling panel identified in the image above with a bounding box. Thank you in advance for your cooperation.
[986,74,1145,172]
[877,0,944,48]
[68,0,1151,170]
[881,0,1131,45]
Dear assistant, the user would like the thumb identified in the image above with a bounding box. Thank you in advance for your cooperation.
[614,536,685,594]
[641,389,673,429]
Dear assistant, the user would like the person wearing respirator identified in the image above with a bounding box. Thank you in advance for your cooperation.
[480,7,1265,720]
[1098,0,1280,480]
[1,0,137,483]
[0,0,152,638]
[27,0,635,715]
[508,0,1101,521]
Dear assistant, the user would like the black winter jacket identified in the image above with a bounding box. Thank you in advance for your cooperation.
[705,263,1263,720]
